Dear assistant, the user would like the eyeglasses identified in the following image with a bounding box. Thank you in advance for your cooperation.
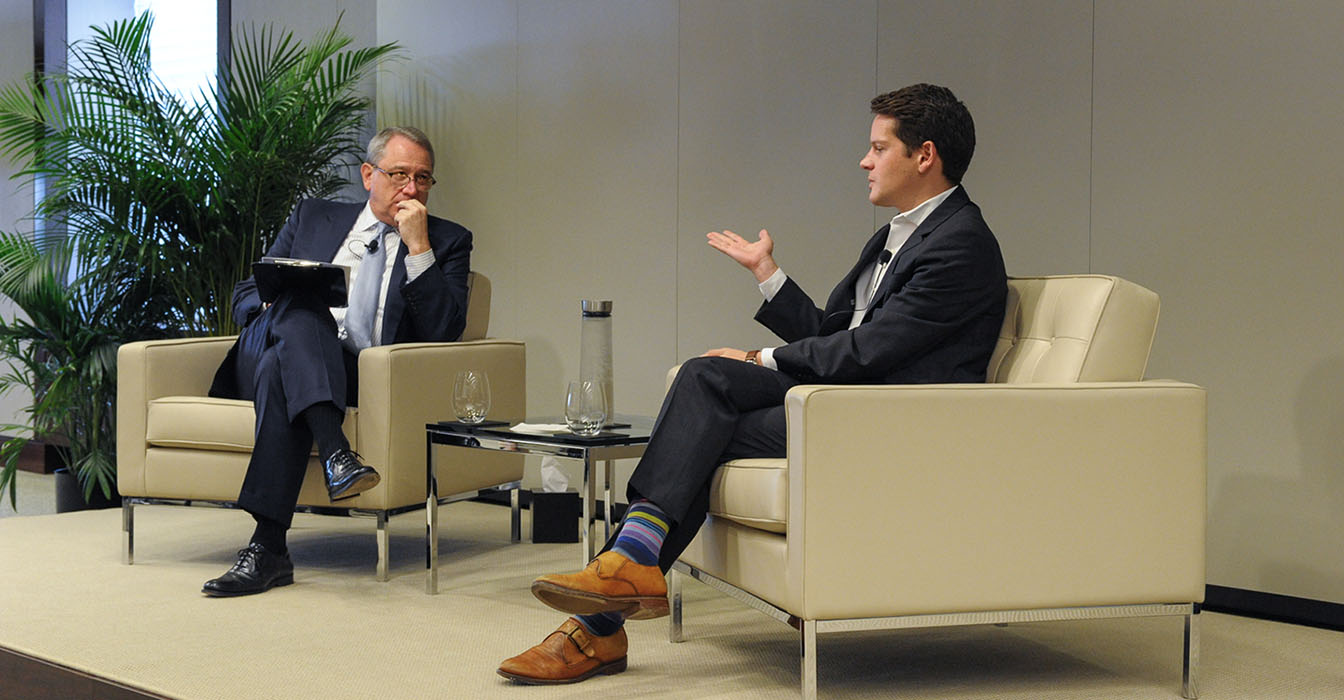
[369,164,437,190]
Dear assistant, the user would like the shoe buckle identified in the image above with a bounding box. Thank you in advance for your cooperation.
[564,625,596,658]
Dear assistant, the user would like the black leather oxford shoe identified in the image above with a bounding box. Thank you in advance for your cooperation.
[324,448,380,501]
[202,543,294,597]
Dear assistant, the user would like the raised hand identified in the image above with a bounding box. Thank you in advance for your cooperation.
[706,228,779,283]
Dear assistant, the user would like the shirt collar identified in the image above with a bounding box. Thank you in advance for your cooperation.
[353,202,387,236]
[888,185,959,232]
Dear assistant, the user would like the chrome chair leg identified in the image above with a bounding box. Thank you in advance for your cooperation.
[669,568,684,643]
[121,501,134,565]
[1183,605,1201,698]
[801,619,818,700]
[376,511,390,582]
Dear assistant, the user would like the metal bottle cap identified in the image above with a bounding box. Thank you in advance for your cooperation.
[581,299,613,317]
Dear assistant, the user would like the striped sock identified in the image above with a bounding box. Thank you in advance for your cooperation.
[610,499,670,567]
[575,611,625,636]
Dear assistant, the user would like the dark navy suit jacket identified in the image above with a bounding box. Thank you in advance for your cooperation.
[758,186,1006,384]
[209,198,472,399]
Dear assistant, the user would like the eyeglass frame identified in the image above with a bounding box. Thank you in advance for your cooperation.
[368,164,437,190]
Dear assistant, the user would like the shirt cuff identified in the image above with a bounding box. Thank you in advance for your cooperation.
[404,248,436,282]
[759,346,779,370]
[758,268,787,301]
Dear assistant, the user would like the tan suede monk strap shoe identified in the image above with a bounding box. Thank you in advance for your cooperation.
[497,618,628,685]
[530,550,669,620]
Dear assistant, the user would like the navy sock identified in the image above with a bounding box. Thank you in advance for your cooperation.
[575,611,624,637]
[249,515,288,555]
[301,402,348,463]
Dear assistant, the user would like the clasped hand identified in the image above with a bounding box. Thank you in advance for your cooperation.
[393,199,431,255]
[701,347,749,361]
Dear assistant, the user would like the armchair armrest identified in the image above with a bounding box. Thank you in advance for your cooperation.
[782,380,1207,620]
[117,337,238,495]
[356,339,526,504]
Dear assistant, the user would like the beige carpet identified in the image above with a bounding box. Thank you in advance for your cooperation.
[2,502,1343,699]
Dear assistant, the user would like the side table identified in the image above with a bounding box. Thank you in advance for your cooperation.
[424,415,653,594]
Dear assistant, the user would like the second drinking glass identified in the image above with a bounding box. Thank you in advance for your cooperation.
[564,380,607,436]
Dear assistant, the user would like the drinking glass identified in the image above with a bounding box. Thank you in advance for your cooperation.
[452,370,491,424]
[565,380,607,436]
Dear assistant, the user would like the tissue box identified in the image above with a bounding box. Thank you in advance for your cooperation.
[531,489,581,543]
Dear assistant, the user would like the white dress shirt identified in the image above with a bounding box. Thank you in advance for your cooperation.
[755,186,958,370]
[329,203,436,345]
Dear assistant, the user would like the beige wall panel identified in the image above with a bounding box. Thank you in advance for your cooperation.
[678,0,878,360]
[515,0,679,418]
[0,0,32,241]
[232,1,373,42]
[1093,1,1344,602]
[376,1,520,348]
[0,0,33,427]
[877,0,1092,276]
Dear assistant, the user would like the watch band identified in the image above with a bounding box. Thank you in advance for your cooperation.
[745,349,760,365]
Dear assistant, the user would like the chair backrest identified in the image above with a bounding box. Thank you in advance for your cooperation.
[461,271,491,341]
[986,275,1159,383]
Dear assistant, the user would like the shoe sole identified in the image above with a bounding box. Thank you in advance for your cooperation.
[329,471,380,501]
[201,574,294,598]
[530,581,669,620]
[497,656,627,685]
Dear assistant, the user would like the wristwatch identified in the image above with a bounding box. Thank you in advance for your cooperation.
[745,350,760,365]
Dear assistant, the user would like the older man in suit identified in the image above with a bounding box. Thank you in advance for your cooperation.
[202,126,472,597]
[498,84,1007,684]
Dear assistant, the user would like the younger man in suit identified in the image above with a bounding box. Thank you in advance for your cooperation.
[498,83,1007,683]
[202,126,473,597]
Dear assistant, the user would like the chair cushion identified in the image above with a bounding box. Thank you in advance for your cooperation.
[708,458,787,533]
[989,275,1159,383]
[145,396,357,454]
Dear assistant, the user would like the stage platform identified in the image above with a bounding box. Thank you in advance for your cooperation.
[3,501,1343,699]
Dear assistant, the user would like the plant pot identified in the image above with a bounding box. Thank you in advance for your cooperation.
[53,468,121,512]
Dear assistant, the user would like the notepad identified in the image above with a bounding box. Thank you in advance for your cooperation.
[253,257,350,307]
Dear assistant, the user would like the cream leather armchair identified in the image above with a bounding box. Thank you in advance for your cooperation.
[670,275,1207,699]
[117,272,526,580]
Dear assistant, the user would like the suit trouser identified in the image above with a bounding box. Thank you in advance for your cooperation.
[622,356,799,573]
[231,293,359,528]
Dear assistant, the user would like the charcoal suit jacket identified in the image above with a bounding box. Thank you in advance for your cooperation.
[757,186,1006,384]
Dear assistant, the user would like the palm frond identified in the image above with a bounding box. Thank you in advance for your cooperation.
[0,10,402,499]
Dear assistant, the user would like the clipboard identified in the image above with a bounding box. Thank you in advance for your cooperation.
[253,257,350,307]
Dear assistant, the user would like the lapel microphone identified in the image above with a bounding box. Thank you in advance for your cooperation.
[365,234,380,254]
[868,249,893,300]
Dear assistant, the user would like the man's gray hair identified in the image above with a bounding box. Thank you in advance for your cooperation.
[366,126,435,168]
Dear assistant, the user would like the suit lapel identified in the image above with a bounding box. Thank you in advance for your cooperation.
[380,243,410,344]
[818,225,889,333]
[870,186,970,302]
[315,204,361,262]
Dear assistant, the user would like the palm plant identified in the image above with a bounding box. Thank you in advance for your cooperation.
[0,12,399,505]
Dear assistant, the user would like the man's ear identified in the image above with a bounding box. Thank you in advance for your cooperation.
[916,141,939,175]
[360,162,375,191]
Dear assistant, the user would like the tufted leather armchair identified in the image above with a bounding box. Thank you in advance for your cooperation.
[116,272,526,580]
[670,275,1207,699]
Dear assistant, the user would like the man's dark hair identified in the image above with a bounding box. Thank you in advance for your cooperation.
[870,84,975,183]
